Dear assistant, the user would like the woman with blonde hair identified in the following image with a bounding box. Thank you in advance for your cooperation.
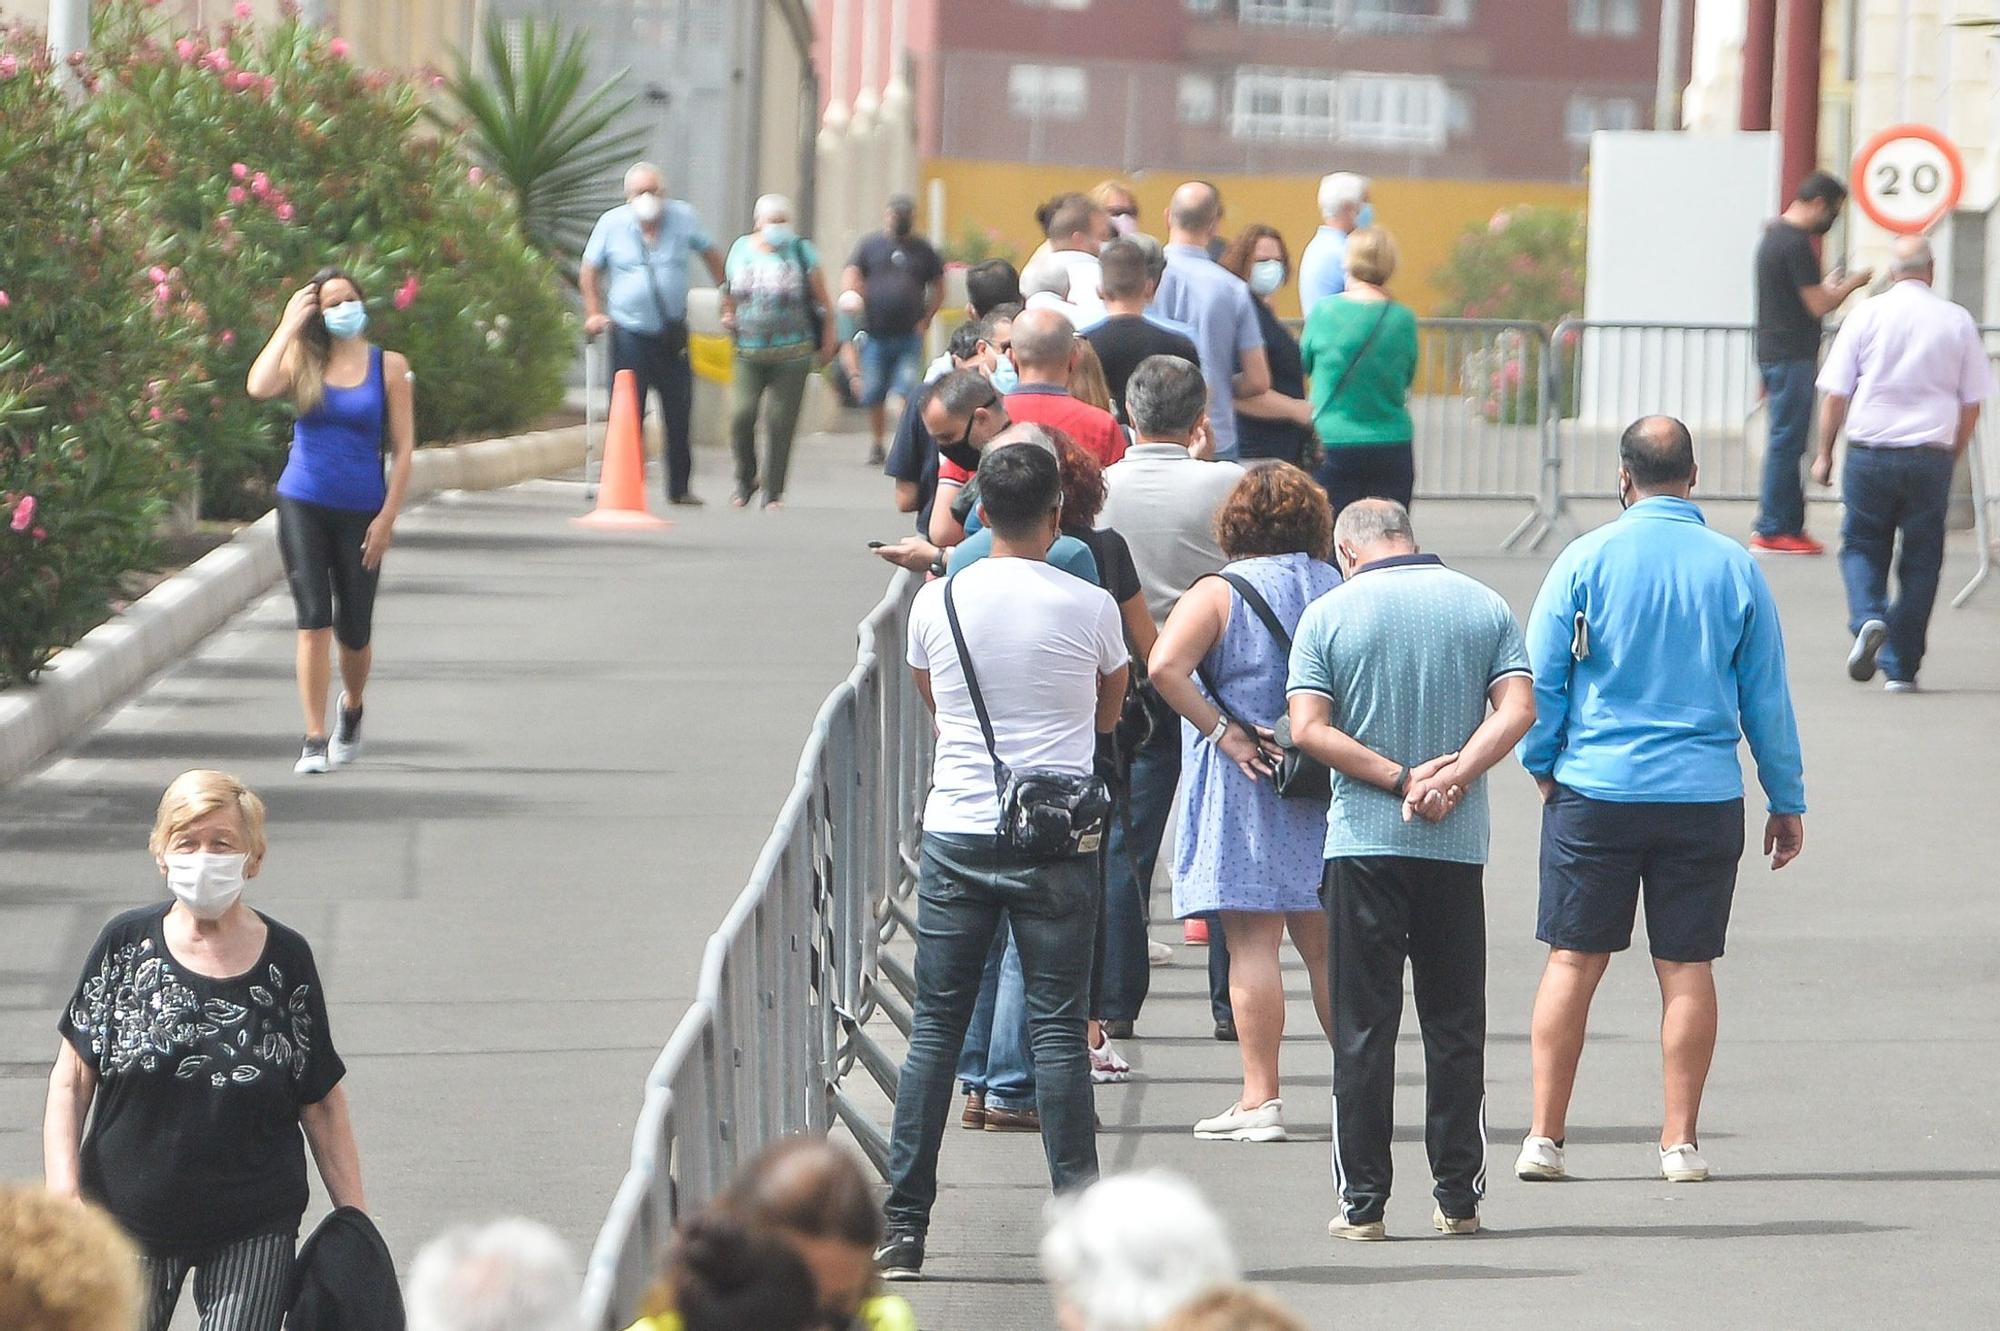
[0,1185,143,1331]
[247,267,416,775]
[1299,226,1420,518]
[1068,339,1115,416]
[44,770,366,1331]
[1091,180,1142,236]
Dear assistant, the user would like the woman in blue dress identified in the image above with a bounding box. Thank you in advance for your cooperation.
[1149,465,1340,1143]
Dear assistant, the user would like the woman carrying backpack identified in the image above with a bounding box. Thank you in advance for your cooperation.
[723,194,837,511]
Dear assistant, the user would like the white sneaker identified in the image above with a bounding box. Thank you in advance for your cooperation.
[1432,1204,1480,1235]
[1147,940,1174,965]
[1328,1216,1386,1241]
[1090,1037,1132,1085]
[1514,1135,1567,1181]
[1659,1142,1709,1182]
[1884,679,1920,694]
[1194,1098,1287,1142]
[1847,619,1888,681]
[328,693,363,766]
[294,738,331,776]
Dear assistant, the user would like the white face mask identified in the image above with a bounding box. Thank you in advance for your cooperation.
[164,852,247,921]
[630,192,665,224]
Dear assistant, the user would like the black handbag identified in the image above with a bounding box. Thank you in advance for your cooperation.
[782,239,829,349]
[1196,571,1332,802]
[944,577,1113,860]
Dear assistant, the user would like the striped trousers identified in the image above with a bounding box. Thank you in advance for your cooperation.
[140,1228,295,1331]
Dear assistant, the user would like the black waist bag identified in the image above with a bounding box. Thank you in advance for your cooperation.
[944,577,1112,860]
[1197,571,1332,802]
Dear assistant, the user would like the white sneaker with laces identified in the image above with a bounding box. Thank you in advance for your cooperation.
[329,693,364,766]
[1515,1135,1567,1181]
[1328,1216,1386,1241]
[1147,940,1174,965]
[1433,1204,1480,1235]
[294,739,331,776]
[1884,679,1920,694]
[1090,1037,1131,1084]
[1194,1098,1286,1142]
[1659,1142,1709,1182]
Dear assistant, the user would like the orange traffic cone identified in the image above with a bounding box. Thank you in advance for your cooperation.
[575,369,671,531]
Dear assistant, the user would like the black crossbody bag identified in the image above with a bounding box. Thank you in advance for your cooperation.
[1194,572,1332,801]
[943,577,1113,860]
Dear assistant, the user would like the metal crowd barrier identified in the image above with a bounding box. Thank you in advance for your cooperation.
[577,570,932,1328]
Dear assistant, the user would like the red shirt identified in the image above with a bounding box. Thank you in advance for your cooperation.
[1003,385,1128,467]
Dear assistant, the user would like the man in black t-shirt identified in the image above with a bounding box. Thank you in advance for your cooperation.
[844,195,945,463]
[1751,171,1872,554]
[1085,239,1201,425]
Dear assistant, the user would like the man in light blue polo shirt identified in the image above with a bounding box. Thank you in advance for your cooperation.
[1515,416,1806,1189]
[1286,499,1536,1241]
[1151,181,1269,463]
[581,162,728,505]
[1297,171,1372,311]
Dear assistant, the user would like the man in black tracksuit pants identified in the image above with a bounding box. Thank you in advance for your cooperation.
[1286,500,1538,1238]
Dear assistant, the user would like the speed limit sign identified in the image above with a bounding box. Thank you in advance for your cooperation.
[1852,124,1964,235]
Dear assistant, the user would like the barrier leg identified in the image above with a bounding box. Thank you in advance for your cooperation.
[1952,430,1992,609]
[585,336,604,502]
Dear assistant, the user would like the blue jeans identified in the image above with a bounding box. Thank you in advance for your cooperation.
[1756,359,1817,538]
[1839,445,1955,683]
[1101,718,1180,1023]
[859,332,923,408]
[885,833,1100,1235]
[955,923,1035,1111]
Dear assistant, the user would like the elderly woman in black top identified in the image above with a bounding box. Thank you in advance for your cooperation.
[44,769,364,1331]
[1220,224,1316,470]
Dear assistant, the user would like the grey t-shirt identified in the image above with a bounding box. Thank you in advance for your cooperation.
[1098,444,1247,624]
[1287,554,1530,865]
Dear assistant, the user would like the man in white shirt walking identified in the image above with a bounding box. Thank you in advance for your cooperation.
[1811,236,1995,692]
[877,443,1128,1281]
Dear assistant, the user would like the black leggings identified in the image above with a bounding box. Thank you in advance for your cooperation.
[277,496,381,650]
[1317,442,1415,521]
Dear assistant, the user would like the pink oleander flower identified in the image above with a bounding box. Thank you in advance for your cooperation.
[231,162,248,180]
[329,38,350,59]
[393,274,420,311]
[0,54,20,79]
[468,166,485,185]
[149,406,164,420]
[250,171,270,197]
[227,185,247,204]
[276,202,295,222]
[153,282,173,304]
[10,495,36,533]
[175,38,198,61]
[0,290,10,309]
[1488,210,1513,234]
[148,265,168,283]
[220,329,237,347]
[206,50,232,73]
[235,0,254,17]
[31,526,47,542]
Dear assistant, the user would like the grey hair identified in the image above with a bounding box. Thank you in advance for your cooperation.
[1128,231,1169,286]
[1317,171,1369,220]
[623,162,663,194]
[1040,1172,1239,1331]
[1333,497,1416,552]
[1020,252,1072,301]
[1890,235,1934,277]
[1125,355,1208,440]
[988,422,1059,457]
[753,193,793,224]
[405,1219,581,1331]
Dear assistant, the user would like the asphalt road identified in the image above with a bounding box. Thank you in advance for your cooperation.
[4,432,1998,1328]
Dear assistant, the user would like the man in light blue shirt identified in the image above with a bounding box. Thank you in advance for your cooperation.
[1150,182,1269,463]
[581,162,727,505]
[1297,171,1371,312]
[1514,415,1806,1190]
[1287,499,1536,1240]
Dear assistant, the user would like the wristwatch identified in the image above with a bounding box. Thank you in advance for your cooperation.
[1207,716,1231,745]
[1391,764,1411,796]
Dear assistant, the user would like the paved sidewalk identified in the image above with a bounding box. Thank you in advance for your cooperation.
[893,502,2000,1329]
[0,431,895,1315]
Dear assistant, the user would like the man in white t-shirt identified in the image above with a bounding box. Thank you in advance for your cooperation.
[877,443,1128,1281]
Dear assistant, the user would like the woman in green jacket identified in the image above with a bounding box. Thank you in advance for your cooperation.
[1298,226,1421,518]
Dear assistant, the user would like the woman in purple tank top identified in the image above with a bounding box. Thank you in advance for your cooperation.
[246,268,414,775]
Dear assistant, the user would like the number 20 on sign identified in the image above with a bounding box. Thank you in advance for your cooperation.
[1853,124,1965,235]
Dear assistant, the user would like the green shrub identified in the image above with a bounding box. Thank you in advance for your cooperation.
[1435,206,1585,327]
[83,1,574,517]
[0,39,198,686]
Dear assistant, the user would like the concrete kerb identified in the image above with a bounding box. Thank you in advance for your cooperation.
[0,422,588,787]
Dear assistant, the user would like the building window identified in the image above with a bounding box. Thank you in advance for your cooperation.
[1570,0,1639,37]
[1185,0,1220,12]
[1240,0,1469,29]
[1019,0,1092,8]
[1564,94,1641,143]
[1008,64,1088,121]
[1240,0,1341,26]
[1179,73,1219,125]
[1233,68,1448,148]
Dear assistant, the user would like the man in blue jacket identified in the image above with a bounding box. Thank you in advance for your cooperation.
[1515,416,1806,1187]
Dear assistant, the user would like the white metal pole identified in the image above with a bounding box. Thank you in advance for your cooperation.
[1656,0,1686,130]
[47,0,89,91]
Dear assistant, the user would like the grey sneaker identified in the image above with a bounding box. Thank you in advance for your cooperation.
[1847,620,1888,681]
[329,694,363,766]
[873,1231,924,1281]
[294,738,331,776]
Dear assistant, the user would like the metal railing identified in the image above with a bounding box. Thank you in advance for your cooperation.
[577,570,931,1328]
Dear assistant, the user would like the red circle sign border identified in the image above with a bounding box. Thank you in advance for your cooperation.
[1851,123,1965,235]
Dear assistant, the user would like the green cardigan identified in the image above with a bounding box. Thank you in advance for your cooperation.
[1299,296,1419,448]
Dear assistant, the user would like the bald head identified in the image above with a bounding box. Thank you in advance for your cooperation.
[1890,234,1935,280]
[1168,181,1222,240]
[1010,307,1077,382]
[1618,415,1696,497]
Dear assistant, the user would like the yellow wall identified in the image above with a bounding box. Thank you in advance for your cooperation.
[922,158,1586,319]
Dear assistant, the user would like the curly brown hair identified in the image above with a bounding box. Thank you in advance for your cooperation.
[1213,463,1332,560]
[1048,428,1108,534]
[1218,223,1289,286]
[0,1187,141,1331]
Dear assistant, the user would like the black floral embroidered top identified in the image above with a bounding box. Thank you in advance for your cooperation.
[59,903,346,1254]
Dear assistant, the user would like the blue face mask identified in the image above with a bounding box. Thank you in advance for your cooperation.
[322,301,369,341]
[988,355,1020,396]
[1250,259,1287,297]
[1355,202,1375,231]
[762,223,796,246]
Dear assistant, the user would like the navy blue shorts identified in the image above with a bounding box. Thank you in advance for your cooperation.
[1537,786,1745,962]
